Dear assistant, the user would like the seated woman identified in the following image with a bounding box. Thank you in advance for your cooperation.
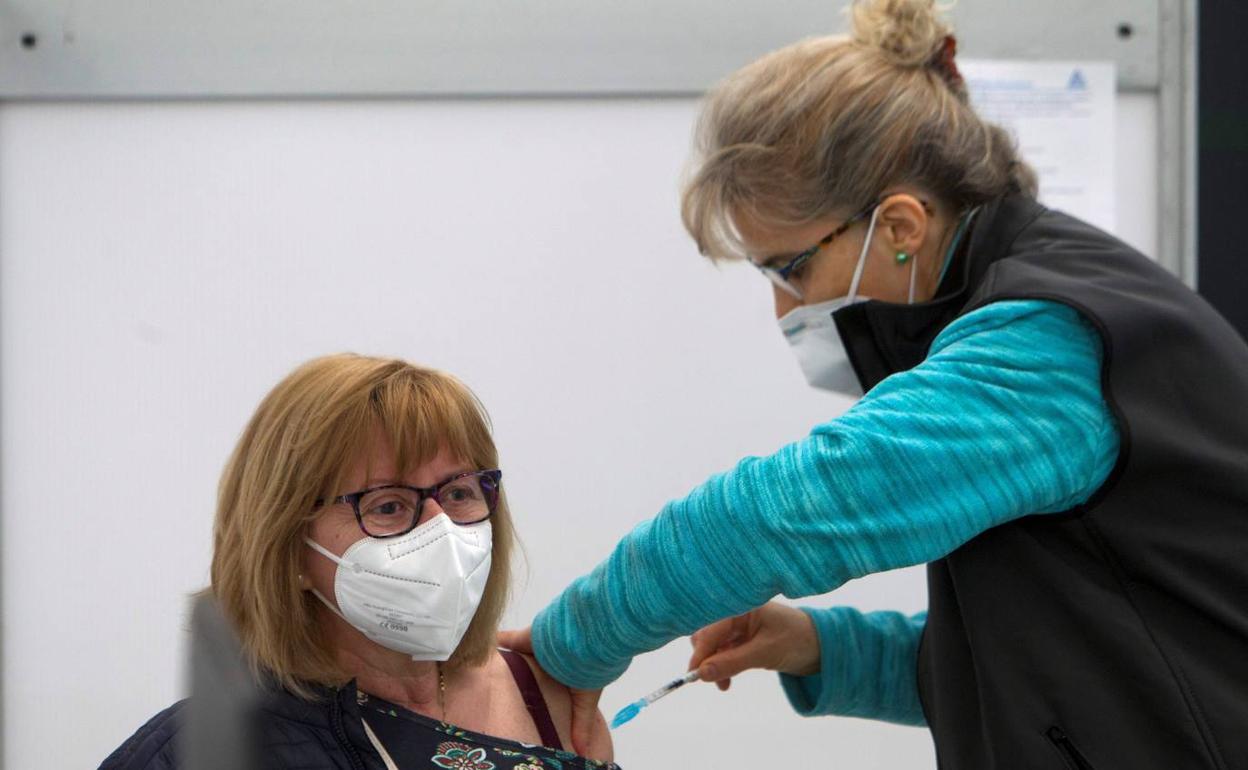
[102,354,616,770]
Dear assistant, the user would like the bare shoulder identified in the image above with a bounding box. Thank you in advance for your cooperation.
[517,652,574,744]
[517,652,615,763]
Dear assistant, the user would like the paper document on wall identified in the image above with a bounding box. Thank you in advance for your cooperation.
[961,61,1116,234]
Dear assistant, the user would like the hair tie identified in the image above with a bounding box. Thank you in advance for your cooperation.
[930,34,964,90]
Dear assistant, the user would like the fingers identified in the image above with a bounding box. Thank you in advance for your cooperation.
[689,613,760,692]
[687,604,819,694]
[697,634,769,685]
[568,688,606,760]
[580,707,615,763]
[687,617,739,673]
[497,626,534,655]
[695,613,757,674]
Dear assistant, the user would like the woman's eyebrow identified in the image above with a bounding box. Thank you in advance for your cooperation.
[364,468,475,487]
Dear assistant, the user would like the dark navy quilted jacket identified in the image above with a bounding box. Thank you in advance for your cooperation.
[99,684,387,770]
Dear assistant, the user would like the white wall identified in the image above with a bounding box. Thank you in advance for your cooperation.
[0,94,1156,769]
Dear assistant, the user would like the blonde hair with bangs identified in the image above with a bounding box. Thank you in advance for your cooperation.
[681,0,1038,261]
[210,353,514,697]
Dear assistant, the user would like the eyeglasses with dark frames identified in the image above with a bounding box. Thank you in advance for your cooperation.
[315,469,502,538]
[751,200,880,299]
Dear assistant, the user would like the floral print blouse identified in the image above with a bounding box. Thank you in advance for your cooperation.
[357,691,622,770]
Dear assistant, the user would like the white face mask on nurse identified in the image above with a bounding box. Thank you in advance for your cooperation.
[740,190,965,397]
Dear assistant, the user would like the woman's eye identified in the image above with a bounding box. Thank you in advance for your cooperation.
[365,498,413,517]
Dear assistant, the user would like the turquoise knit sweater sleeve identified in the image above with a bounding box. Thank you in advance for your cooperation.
[781,607,929,725]
[531,300,1120,724]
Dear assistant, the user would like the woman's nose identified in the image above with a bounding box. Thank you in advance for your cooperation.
[774,284,801,319]
[416,497,445,527]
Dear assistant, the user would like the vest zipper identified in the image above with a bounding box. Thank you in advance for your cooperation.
[331,689,368,770]
[1046,726,1095,770]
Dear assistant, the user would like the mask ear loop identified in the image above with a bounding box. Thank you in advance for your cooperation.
[907,204,980,305]
[308,586,350,623]
[936,206,980,287]
[304,538,355,623]
[907,250,919,305]
[846,205,883,303]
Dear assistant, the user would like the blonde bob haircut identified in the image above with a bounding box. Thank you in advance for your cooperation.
[682,0,1038,261]
[210,353,514,698]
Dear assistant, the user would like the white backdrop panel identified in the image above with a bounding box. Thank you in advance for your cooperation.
[0,95,1154,769]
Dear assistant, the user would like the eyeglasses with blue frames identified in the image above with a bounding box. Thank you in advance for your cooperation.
[315,469,502,538]
[750,200,880,300]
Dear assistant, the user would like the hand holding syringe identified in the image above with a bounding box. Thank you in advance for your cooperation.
[610,603,820,729]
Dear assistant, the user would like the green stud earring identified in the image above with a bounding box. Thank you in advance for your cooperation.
[895,251,910,264]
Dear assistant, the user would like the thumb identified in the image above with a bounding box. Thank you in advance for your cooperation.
[697,638,768,684]
[568,688,604,758]
[687,617,738,672]
[497,626,533,655]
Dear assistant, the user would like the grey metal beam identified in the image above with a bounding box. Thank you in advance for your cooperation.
[0,0,1160,99]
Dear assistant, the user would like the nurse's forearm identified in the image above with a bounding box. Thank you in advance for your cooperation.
[779,607,928,725]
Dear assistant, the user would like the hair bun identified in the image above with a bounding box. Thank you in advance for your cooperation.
[849,0,952,68]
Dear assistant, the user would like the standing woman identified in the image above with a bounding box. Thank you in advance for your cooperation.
[505,0,1248,767]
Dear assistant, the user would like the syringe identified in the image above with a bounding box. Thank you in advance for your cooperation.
[609,670,700,729]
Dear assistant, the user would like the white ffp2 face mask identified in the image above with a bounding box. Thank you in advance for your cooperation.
[779,295,867,396]
[778,205,896,398]
[305,513,492,661]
